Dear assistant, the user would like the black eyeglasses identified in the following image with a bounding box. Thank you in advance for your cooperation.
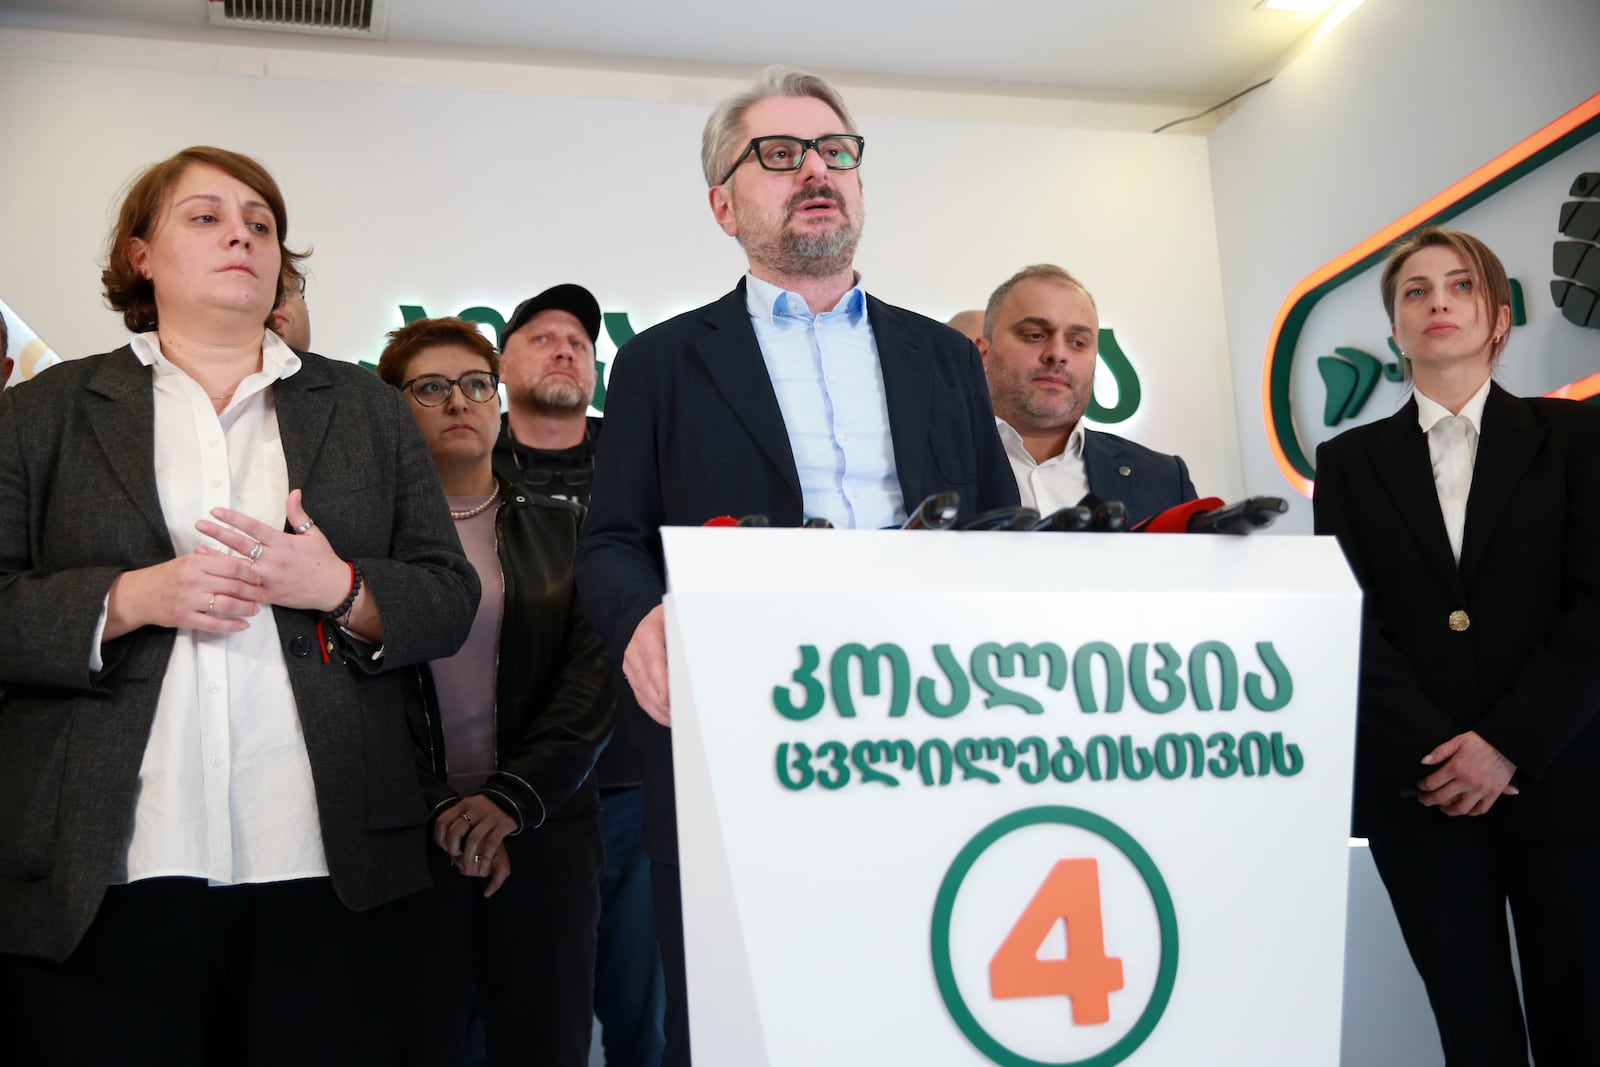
[402,371,500,407]
[719,134,865,185]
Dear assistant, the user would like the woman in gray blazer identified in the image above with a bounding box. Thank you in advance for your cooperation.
[0,145,478,1064]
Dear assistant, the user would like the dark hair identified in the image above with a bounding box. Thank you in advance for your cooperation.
[102,146,308,333]
[376,317,501,389]
[982,264,1095,340]
[1379,227,1512,373]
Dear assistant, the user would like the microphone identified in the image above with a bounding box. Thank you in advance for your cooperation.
[802,517,835,529]
[901,491,961,530]
[736,514,771,527]
[1030,506,1094,532]
[1132,497,1224,533]
[955,506,1041,531]
[1132,496,1290,534]
[701,516,740,527]
[1188,496,1289,535]
[1089,500,1127,532]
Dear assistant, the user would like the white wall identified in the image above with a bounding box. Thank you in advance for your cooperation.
[0,25,1242,500]
[1209,0,1600,532]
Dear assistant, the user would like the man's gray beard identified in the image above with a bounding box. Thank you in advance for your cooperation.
[521,378,588,415]
[772,225,858,278]
[741,197,864,279]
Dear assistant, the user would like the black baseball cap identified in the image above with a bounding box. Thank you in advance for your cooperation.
[502,283,602,347]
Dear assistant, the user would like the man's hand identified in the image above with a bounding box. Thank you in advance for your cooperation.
[1416,730,1518,816]
[623,603,671,726]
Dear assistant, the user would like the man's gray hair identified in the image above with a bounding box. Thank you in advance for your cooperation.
[701,65,860,188]
[982,264,1097,340]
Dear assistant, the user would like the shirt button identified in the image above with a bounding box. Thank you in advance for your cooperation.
[839,432,849,442]
[207,682,219,695]
[827,375,837,384]
[210,479,223,488]
[208,439,219,448]
[211,755,223,767]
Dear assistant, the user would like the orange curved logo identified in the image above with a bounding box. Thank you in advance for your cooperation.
[1262,93,1600,497]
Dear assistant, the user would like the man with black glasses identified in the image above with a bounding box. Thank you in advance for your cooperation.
[576,65,1015,1067]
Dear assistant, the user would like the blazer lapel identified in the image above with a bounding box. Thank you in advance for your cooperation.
[1458,384,1544,586]
[690,282,802,502]
[1082,430,1123,502]
[1366,400,1466,597]
[85,348,169,544]
[273,357,335,496]
[868,296,932,502]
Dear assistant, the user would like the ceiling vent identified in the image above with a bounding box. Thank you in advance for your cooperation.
[207,0,390,40]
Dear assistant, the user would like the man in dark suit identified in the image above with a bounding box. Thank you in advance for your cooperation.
[575,65,1016,1067]
[977,263,1196,524]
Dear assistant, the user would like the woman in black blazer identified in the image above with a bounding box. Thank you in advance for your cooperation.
[1314,227,1600,1065]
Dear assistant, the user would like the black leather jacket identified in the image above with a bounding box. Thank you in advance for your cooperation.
[414,481,612,830]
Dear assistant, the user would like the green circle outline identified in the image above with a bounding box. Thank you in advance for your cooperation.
[930,805,1179,1067]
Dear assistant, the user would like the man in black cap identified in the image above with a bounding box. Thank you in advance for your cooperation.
[492,284,666,1067]
[493,284,604,501]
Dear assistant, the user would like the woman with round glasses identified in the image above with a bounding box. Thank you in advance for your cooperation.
[1314,227,1600,1064]
[377,316,612,1067]
[0,146,478,1062]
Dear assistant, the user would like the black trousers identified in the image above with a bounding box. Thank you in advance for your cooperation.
[652,859,692,1067]
[1368,822,1600,1067]
[405,810,603,1067]
[0,876,421,1067]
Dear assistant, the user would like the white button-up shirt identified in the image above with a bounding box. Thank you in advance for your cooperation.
[1415,375,1492,564]
[745,273,906,529]
[110,331,328,886]
[995,417,1088,514]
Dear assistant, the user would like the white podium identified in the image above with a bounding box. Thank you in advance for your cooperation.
[662,528,1361,1067]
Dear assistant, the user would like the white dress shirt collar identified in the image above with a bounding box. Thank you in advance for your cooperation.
[994,417,1086,468]
[1414,374,1492,436]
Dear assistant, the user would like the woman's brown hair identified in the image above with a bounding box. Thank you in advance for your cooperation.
[102,146,308,332]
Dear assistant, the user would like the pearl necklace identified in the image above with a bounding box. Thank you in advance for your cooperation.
[451,483,501,520]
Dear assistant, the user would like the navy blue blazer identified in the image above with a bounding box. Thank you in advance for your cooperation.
[575,279,1017,859]
[1082,428,1198,525]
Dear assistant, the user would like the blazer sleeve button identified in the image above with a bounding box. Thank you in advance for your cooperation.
[288,635,312,657]
[1447,610,1471,632]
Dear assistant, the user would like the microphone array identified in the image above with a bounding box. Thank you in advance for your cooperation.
[704,494,1288,534]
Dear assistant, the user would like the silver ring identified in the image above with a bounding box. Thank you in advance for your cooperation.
[295,519,315,534]
[460,813,472,824]
[206,594,216,615]
[473,853,482,864]
[248,542,264,562]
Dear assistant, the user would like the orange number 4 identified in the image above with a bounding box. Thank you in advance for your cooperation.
[989,858,1125,1025]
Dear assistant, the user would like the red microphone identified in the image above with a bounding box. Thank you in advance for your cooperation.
[1133,497,1225,533]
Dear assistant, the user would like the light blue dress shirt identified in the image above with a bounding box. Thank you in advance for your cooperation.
[745,273,907,529]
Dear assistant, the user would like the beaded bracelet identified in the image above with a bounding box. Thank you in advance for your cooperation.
[323,560,363,622]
